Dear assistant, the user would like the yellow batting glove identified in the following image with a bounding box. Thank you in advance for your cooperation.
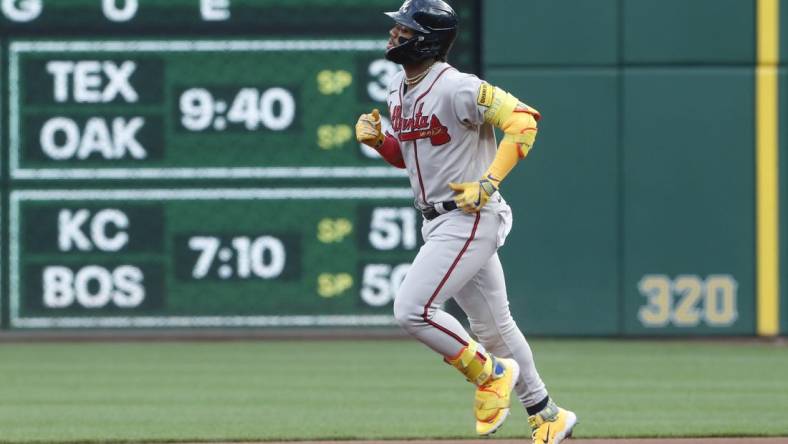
[448,178,498,214]
[355,108,385,149]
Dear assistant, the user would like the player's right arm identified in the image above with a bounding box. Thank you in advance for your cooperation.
[449,80,540,213]
[355,109,405,169]
[478,83,540,188]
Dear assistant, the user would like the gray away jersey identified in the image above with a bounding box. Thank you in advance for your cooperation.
[386,62,498,210]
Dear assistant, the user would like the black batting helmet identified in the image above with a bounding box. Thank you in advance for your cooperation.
[385,0,459,65]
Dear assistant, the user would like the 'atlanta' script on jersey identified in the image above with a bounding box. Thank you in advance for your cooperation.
[391,103,451,145]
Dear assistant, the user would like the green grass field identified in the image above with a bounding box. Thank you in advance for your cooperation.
[0,339,786,443]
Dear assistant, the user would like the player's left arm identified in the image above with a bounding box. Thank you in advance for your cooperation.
[450,82,540,213]
[355,108,406,169]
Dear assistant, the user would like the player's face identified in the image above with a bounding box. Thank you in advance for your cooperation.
[388,24,416,50]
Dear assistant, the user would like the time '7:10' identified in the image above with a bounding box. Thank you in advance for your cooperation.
[188,235,286,279]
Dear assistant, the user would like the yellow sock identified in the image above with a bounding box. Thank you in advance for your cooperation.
[445,340,493,386]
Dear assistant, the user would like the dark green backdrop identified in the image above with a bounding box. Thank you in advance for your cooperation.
[0,0,784,335]
[485,0,767,336]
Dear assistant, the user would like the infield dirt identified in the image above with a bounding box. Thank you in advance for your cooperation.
[194,439,788,444]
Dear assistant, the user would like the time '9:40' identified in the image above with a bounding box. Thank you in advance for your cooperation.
[179,87,295,132]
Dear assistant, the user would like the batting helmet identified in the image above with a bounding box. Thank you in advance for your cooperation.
[384,0,459,65]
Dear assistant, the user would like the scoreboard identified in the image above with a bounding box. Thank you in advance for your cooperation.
[0,0,481,329]
[9,188,417,328]
[9,40,409,179]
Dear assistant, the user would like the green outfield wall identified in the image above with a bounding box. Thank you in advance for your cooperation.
[0,0,783,336]
[485,0,782,336]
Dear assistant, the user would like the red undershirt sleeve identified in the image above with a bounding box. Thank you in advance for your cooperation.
[376,133,406,169]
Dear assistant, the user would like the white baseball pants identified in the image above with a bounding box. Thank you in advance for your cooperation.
[393,200,548,407]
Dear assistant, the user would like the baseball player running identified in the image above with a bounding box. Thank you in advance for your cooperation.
[355,1,578,442]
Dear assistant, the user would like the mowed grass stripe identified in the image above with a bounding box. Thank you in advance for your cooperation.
[0,340,785,443]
